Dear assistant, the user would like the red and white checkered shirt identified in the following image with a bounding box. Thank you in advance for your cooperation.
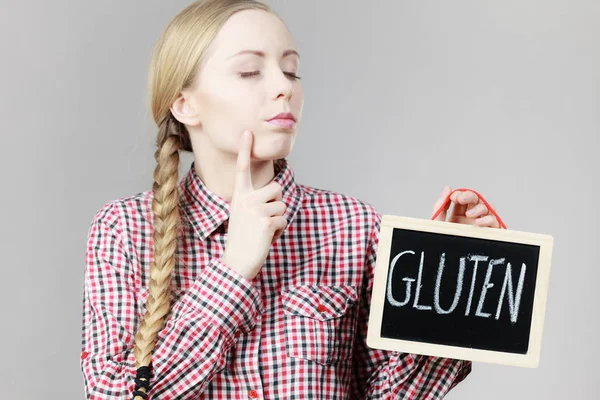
[81,158,471,399]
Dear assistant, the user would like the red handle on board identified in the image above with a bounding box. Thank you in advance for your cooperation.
[430,188,507,230]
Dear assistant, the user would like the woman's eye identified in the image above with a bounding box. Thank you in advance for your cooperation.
[239,71,261,78]
[239,71,301,80]
[286,72,301,80]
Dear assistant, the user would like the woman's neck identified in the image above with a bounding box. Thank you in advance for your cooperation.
[192,151,276,203]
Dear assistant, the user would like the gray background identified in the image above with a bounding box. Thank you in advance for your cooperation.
[1,0,598,398]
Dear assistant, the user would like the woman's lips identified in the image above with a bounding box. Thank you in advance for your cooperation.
[267,118,296,129]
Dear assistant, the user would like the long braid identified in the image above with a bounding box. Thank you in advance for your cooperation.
[131,1,274,397]
[133,114,183,399]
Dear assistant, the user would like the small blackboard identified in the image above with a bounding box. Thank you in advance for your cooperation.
[366,215,553,368]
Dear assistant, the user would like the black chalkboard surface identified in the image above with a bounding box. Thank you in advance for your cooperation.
[366,215,553,368]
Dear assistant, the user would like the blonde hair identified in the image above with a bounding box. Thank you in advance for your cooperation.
[133,1,273,398]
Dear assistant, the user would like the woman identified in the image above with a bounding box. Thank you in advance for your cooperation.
[80,0,501,398]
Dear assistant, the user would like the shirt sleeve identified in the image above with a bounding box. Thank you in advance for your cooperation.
[350,210,472,399]
[80,204,264,399]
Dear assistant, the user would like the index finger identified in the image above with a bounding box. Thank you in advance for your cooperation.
[235,130,254,193]
[451,190,479,205]
[449,190,480,218]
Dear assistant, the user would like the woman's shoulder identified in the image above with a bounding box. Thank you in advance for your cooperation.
[87,189,154,238]
[296,183,382,230]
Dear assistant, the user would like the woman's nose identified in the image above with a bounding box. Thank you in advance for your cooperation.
[272,71,294,100]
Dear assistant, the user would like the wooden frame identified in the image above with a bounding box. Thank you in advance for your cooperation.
[366,215,554,368]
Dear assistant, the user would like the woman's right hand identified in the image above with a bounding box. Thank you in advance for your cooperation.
[222,130,288,280]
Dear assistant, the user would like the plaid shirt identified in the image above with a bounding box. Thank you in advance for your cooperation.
[81,158,471,399]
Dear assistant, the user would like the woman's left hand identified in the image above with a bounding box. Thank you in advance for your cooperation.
[431,185,500,228]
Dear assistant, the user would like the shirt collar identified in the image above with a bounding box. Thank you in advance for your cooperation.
[178,158,303,242]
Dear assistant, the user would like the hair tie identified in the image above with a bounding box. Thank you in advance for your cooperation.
[133,365,152,399]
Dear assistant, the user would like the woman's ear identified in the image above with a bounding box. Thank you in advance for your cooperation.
[170,92,201,127]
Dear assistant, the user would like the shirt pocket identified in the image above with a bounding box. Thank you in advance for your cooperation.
[281,285,359,366]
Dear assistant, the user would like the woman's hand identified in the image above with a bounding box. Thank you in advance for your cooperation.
[222,130,288,280]
[431,185,500,228]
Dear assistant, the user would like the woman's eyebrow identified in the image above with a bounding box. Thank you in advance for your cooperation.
[227,49,300,60]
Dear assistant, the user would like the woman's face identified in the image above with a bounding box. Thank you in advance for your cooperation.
[183,9,304,162]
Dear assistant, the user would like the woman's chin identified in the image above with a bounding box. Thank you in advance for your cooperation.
[253,134,295,160]
[254,147,293,161]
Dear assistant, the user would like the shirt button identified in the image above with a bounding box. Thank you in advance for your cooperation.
[234,331,241,338]
[317,303,328,313]
[248,389,258,398]
[81,351,89,360]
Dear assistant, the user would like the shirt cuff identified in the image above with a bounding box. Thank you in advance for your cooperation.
[176,257,264,341]
[451,359,472,389]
